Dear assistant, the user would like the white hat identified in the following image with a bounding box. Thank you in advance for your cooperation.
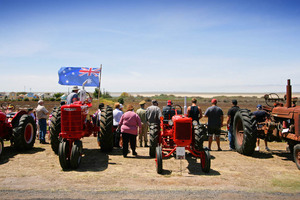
[38,100,44,104]
[120,104,123,109]
[72,86,79,91]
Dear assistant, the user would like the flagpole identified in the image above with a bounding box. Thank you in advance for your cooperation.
[98,64,102,102]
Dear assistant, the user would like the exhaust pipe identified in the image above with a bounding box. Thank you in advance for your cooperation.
[286,79,292,108]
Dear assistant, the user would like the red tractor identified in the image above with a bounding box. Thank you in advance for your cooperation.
[0,104,37,158]
[233,79,300,169]
[150,105,210,174]
[49,87,113,170]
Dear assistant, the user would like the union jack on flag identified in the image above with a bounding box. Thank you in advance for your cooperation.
[79,67,101,77]
[58,67,101,87]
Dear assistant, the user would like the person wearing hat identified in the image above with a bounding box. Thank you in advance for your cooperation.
[162,100,176,123]
[136,100,148,147]
[118,104,142,157]
[113,102,123,148]
[146,99,162,125]
[36,100,49,144]
[204,99,224,151]
[226,100,239,150]
[252,104,270,151]
[66,86,79,105]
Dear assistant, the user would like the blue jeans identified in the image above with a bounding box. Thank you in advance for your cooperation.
[228,125,235,149]
[39,118,47,141]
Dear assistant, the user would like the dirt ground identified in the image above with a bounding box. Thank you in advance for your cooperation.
[1,99,300,199]
[1,136,300,199]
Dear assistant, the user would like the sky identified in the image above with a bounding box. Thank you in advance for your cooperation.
[0,0,300,94]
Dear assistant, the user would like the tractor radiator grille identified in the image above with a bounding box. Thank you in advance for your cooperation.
[175,122,191,140]
[61,110,83,132]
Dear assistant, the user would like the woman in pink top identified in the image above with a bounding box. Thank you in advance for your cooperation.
[118,104,142,157]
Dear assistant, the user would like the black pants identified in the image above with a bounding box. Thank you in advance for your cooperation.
[122,132,137,156]
[113,126,120,147]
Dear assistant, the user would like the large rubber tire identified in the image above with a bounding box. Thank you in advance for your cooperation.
[13,114,36,151]
[149,123,159,158]
[293,144,300,170]
[233,109,257,156]
[50,106,61,154]
[0,138,3,158]
[194,123,205,150]
[156,146,163,174]
[70,140,83,169]
[201,149,211,173]
[99,106,113,152]
[59,139,70,170]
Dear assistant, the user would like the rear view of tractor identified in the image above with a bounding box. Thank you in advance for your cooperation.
[233,79,300,169]
[49,87,113,170]
[151,105,210,174]
[0,104,37,158]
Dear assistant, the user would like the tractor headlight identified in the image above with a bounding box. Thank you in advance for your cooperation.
[168,120,174,126]
[192,120,199,126]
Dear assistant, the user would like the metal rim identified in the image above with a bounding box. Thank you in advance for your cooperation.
[235,118,244,146]
[24,123,34,144]
[296,149,300,167]
[0,139,3,155]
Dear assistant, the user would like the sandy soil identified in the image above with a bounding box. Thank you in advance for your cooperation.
[1,136,300,199]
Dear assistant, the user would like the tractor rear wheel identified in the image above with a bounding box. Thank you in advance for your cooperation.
[156,146,163,174]
[59,139,70,170]
[194,123,205,150]
[70,140,83,169]
[149,123,159,158]
[233,109,257,156]
[13,114,36,151]
[293,144,300,170]
[201,149,211,173]
[0,138,3,158]
[99,106,113,152]
[50,106,61,154]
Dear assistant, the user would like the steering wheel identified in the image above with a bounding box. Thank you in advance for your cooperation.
[85,92,93,104]
[264,93,283,107]
[173,104,182,115]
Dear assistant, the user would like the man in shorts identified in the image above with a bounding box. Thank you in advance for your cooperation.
[204,99,224,151]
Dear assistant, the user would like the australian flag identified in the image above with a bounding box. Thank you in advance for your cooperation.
[58,67,101,87]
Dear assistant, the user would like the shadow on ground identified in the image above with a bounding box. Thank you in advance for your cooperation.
[75,148,110,172]
[0,146,45,165]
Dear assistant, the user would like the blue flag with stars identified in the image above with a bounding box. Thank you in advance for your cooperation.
[58,67,101,87]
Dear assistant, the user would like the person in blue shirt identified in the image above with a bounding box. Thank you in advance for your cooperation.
[252,104,270,151]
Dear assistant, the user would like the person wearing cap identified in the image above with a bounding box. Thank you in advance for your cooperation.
[162,100,176,122]
[146,99,162,124]
[118,104,142,157]
[113,102,123,148]
[36,100,49,144]
[187,98,203,123]
[204,99,224,151]
[226,100,239,150]
[66,86,79,105]
[252,104,270,151]
[136,100,148,147]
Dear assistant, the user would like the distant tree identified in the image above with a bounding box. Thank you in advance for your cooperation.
[24,98,29,101]
[120,92,130,97]
[118,97,124,105]
[54,92,64,99]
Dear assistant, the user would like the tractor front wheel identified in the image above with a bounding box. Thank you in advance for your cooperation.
[233,109,256,156]
[149,123,159,158]
[13,114,36,151]
[59,139,70,170]
[156,146,163,174]
[293,144,300,170]
[201,149,211,173]
[0,138,3,158]
[70,140,83,169]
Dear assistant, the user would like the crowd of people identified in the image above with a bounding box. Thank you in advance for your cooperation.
[6,91,272,155]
